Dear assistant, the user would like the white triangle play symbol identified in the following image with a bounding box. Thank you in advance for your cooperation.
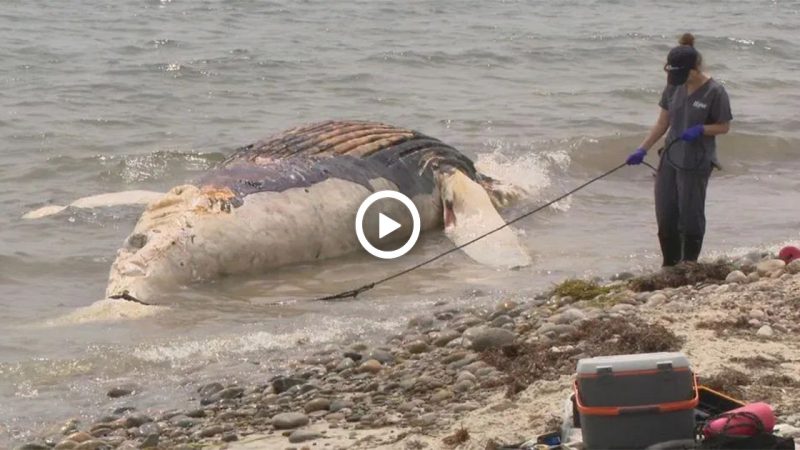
[378,213,402,239]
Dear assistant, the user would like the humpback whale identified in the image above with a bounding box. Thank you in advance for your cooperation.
[27,121,531,302]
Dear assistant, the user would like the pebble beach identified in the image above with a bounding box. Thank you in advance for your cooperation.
[16,252,800,450]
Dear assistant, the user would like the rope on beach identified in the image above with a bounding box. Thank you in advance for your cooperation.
[316,157,656,301]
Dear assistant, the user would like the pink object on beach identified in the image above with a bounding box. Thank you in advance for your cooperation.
[778,245,800,263]
[704,402,775,437]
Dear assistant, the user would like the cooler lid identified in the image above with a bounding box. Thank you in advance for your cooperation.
[577,352,690,375]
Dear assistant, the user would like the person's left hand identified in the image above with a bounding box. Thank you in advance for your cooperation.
[680,125,705,142]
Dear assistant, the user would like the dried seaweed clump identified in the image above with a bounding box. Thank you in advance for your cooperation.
[551,279,612,301]
[629,261,733,292]
[482,317,683,397]
[442,426,470,447]
[701,367,752,399]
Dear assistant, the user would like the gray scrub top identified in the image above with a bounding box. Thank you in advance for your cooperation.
[659,78,733,170]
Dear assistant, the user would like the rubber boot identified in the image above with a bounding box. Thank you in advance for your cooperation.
[658,234,682,267]
[682,234,704,262]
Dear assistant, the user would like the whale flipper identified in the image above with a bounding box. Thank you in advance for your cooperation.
[438,169,531,268]
[22,190,164,219]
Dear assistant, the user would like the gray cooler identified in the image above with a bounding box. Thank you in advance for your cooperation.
[575,352,698,450]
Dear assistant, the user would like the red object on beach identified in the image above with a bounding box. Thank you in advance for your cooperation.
[704,402,775,437]
[778,246,800,263]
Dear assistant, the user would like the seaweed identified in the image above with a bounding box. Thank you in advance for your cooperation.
[701,367,752,399]
[551,279,612,301]
[442,426,470,447]
[628,261,733,292]
[481,317,684,398]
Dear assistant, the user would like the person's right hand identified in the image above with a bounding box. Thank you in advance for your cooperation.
[626,147,647,165]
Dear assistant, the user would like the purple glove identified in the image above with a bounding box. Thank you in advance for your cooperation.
[680,125,705,142]
[626,147,647,165]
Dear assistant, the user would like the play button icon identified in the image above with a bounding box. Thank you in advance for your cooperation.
[355,190,421,259]
[378,213,402,239]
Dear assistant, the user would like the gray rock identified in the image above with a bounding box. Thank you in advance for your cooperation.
[74,441,110,450]
[138,422,161,437]
[221,433,238,442]
[756,325,774,337]
[725,270,747,283]
[406,340,430,354]
[407,315,435,330]
[54,441,78,450]
[330,399,354,412]
[746,272,760,283]
[197,425,224,438]
[610,303,635,313]
[456,371,477,383]
[453,379,475,392]
[491,314,514,327]
[198,382,224,398]
[288,429,322,443]
[367,349,394,364]
[272,412,310,429]
[222,386,246,398]
[787,260,800,274]
[271,377,306,394]
[169,415,200,428]
[647,293,668,307]
[140,433,159,448]
[304,398,331,413]
[756,259,785,276]
[185,409,206,418]
[774,424,800,438]
[611,272,635,281]
[112,406,135,416]
[453,402,480,413]
[122,413,152,428]
[411,413,438,427]
[468,327,515,351]
[107,385,137,398]
[433,329,461,347]
[431,388,454,402]
[558,308,587,324]
[17,444,51,450]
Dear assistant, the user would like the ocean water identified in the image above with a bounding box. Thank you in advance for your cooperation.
[1,0,799,444]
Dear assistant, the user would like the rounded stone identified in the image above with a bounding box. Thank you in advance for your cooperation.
[725,270,747,283]
[406,340,430,354]
[74,441,110,450]
[756,325,774,337]
[433,329,461,347]
[359,359,382,374]
[65,432,92,444]
[304,398,331,413]
[468,327,516,351]
[107,385,137,398]
[272,412,310,429]
[288,429,322,443]
[647,293,668,307]
[197,425,224,438]
[756,259,785,276]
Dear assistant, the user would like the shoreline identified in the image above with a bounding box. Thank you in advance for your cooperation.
[17,252,800,450]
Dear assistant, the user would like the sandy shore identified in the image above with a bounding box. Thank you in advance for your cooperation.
[19,253,800,450]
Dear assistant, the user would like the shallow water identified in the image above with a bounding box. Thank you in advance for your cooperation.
[2,0,800,444]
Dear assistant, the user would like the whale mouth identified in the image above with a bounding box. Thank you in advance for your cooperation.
[108,290,151,306]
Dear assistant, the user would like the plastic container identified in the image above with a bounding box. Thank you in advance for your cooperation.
[576,352,698,450]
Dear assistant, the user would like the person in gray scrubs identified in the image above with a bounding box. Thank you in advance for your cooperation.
[626,33,732,267]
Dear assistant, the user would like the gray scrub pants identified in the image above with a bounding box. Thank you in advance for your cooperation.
[654,155,712,265]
